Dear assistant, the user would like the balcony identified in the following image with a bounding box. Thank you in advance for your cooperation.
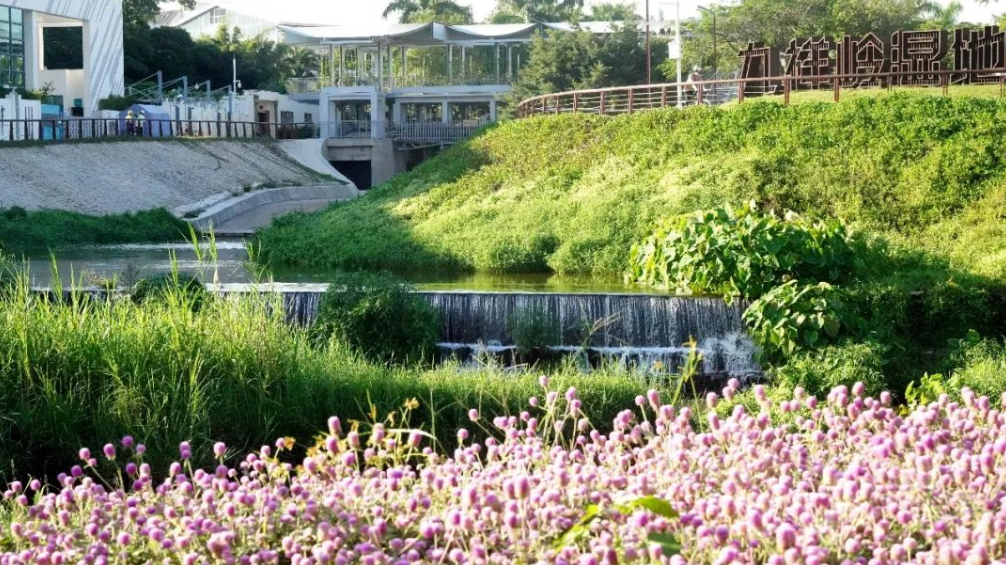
[288,72,516,95]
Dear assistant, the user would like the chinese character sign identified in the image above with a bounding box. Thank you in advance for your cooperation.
[739,26,1006,91]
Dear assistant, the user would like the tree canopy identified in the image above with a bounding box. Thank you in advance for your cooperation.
[382,0,474,24]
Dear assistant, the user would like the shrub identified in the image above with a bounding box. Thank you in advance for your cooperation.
[311,273,440,364]
[627,203,860,301]
[131,273,208,311]
[938,330,1006,401]
[770,341,888,399]
[743,281,860,360]
[506,307,561,354]
[97,95,139,112]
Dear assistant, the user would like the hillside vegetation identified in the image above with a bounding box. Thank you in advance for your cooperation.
[259,94,1006,281]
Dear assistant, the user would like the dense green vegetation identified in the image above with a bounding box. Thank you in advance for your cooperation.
[259,94,1006,390]
[0,275,661,482]
[259,94,1006,279]
[0,208,187,253]
[312,273,441,364]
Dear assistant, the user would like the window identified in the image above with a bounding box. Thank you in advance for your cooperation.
[209,8,227,26]
[304,113,313,123]
[0,7,25,90]
[280,111,294,123]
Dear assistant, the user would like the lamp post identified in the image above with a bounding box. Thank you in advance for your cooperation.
[645,0,651,84]
[658,1,682,108]
[697,4,718,77]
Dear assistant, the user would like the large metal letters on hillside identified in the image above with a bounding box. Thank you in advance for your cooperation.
[739,26,1006,96]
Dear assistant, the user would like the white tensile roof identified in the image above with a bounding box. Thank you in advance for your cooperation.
[279,21,636,46]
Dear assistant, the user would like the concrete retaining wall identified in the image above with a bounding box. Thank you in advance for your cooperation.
[192,185,359,231]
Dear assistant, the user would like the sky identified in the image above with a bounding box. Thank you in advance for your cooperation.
[165,0,1002,26]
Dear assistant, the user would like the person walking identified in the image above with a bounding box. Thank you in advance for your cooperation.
[685,67,703,105]
[136,110,146,137]
[125,110,135,136]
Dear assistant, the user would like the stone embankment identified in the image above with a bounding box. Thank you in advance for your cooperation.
[0,139,353,216]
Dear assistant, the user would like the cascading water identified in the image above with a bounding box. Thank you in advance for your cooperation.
[213,284,760,376]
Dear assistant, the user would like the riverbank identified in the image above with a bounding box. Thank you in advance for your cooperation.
[0,140,328,215]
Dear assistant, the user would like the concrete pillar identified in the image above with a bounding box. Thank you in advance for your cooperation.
[22,10,39,90]
[490,99,497,121]
[392,100,403,124]
[441,101,450,124]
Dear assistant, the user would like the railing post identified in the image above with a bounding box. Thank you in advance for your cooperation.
[784,77,791,106]
[941,73,949,97]
[833,76,840,103]
[697,85,704,106]
[738,81,745,104]
[600,92,606,114]
[572,93,579,113]
[628,89,634,114]
[661,85,668,107]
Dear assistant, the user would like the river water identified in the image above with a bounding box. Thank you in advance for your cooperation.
[24,241,646,294]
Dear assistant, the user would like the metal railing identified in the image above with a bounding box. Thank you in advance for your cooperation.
[516,69,1006,118]
[288,72,516,94]
[0,119,332,144]
[321,120,486,144]
[0,117,486,145]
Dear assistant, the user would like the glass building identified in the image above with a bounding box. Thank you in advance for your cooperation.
[0,6,24,90]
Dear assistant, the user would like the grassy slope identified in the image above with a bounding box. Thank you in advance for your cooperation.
[0,208,188,253]
[258,93,1006,282]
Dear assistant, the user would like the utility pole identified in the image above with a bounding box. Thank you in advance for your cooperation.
[645,0,651,85]
[698,5,718,76]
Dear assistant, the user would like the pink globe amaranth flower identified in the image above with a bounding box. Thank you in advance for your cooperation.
[78,448,91,461]
[125,462,137,476]
[121,435,134,449]
[213,442,227,458]
[706,392,719,409]
[565,387,578,402]
[538,375,549,389]
[468,408,480,421]
[635,395,646,407]
[102,444,116,460]
[775,523,797,552]
[457,428,470,443]
[347,431,361,449]
[327,416,342,437]
[647,389,662,410]
[179,441,192,460]
[28,480,40,492]
[529,396,539,407]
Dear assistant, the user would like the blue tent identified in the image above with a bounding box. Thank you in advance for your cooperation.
[119,104,172,137]
[40,104,64,140]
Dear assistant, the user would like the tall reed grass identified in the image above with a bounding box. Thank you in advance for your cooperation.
[0,262,657,484]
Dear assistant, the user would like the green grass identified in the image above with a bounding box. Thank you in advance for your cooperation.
[0,281,662,483]
[257,93,1006,281]
[0,208,189,253]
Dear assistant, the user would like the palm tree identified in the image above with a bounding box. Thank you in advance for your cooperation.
[383,0,474,24]
[285,47,321,78]
[919,1,964,29]
[491,0,585,23]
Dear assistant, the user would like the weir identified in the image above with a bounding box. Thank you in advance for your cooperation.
[213,284,760,376]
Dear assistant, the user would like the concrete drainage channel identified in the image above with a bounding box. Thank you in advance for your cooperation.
[187,184,361,236]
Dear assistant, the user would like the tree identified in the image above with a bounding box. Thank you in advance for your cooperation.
[122,0,196,29]
[511,22,667,101]
[490,0,586,23]
[285,47,321,79]
[919,1,965,29]
[382,0,474,24]
[590,2,637,21]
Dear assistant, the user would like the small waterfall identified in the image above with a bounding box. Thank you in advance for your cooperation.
[211,284,760,376]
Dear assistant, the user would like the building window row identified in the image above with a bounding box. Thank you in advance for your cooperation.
[0,7,25,90]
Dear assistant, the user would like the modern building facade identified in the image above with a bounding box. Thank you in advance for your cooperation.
[0,0,123,116]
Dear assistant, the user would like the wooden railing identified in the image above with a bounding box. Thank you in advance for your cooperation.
[516,68,1006,118]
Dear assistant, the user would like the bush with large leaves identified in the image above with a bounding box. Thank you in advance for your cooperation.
[627,203,861,302]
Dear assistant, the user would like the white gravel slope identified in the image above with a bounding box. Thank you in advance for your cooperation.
[0,140,321,215]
